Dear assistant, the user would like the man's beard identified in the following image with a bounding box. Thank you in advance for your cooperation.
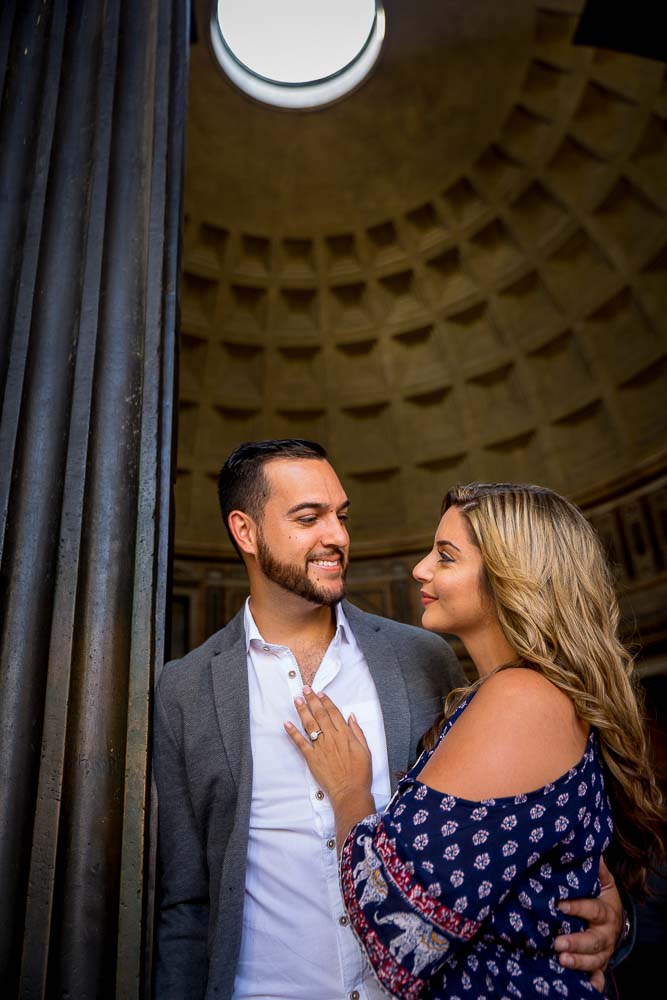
[256,531,346,606]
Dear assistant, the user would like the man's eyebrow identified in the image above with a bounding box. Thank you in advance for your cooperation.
[286,499,351,515]
[436,538,461,552]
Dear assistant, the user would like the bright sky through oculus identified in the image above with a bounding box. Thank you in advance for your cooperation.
[212,0,385,109]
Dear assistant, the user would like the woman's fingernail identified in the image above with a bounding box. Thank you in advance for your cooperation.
[559,902,570,913]
[350,712,357,723]
[295,696,304,706]
[302,685,312,695]
[284,721,294,730]
[559,953,574,967]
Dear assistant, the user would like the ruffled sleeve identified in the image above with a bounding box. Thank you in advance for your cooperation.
[340,809,483,998]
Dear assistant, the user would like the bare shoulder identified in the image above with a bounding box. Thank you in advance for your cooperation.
[416,667,589,800]
[473,666,578,722]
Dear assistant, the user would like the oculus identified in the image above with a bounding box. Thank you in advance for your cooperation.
[212,0,386,109]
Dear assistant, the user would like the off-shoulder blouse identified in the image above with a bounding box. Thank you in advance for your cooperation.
[340,692,613,999]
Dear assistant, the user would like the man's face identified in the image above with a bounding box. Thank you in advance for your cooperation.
[255,459,350,606]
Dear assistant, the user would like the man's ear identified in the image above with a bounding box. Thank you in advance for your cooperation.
[227,509,258,556]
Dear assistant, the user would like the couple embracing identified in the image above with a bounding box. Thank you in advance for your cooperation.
[154,439,665,999]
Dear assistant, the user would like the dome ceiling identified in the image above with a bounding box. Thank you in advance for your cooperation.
[187,1,532,230]
[177,0,667,557]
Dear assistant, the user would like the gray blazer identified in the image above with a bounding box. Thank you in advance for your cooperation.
[153,601,466,999]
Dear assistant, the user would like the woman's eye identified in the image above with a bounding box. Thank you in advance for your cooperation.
[297,516,317,525]
[438,551,454,563]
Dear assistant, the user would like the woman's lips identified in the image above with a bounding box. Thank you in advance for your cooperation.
[420,591,437,606]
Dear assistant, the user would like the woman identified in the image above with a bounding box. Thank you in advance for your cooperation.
[285,483,666,998]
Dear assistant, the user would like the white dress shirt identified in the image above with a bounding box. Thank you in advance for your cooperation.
[232,599,391,1000]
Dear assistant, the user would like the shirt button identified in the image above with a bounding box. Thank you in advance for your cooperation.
[339,915,349,926]
[326,838,335,850]
[288,669,297,678]
[262,645,270,652]
[350,992,359,1000]
[315,790,325,801]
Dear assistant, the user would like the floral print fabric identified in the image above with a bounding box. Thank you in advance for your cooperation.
[340,693,613,998]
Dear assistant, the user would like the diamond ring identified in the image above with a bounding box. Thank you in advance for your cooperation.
[309,729,323,741]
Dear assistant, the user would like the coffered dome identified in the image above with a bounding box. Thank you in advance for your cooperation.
[177,0,667,556]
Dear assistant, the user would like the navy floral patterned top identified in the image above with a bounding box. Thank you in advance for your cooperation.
[340,692,613,999]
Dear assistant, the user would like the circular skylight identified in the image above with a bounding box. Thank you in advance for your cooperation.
[212,0,386,109]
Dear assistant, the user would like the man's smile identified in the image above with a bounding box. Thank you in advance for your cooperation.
[309,556,343,572]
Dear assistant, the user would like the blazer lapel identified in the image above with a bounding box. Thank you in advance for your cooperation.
[209,609,251,791]
[343,602,412,790]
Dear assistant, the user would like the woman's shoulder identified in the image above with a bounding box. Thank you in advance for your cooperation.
[473,665,577,716]
[416,666,589,801]
[448,666,582,741]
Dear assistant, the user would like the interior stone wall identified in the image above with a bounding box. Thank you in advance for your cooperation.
[177,0,667,562]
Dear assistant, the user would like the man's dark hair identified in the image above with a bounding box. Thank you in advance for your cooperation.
[217,439,328,555]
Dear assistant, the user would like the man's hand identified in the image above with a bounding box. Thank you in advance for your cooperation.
[554,859,623,993]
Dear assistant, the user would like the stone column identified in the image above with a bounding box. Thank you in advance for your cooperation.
[0,0,187,995]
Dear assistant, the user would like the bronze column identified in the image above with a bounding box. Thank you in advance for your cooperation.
[0,0,187,995]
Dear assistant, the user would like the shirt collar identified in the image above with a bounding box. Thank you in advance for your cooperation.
[244,597,263,652]
[243,597,352,652]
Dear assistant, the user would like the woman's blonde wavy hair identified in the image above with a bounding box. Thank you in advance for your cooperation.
[425,482,666,895]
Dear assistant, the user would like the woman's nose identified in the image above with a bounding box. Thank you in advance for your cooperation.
[412,553,431,582]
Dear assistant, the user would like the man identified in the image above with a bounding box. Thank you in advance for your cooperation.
[153,439,624,999]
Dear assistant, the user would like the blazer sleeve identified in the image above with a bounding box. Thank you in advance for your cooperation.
[608,884,636,968]
[441,639,468,693]
[153,672,209,999]
[411,629,468,700]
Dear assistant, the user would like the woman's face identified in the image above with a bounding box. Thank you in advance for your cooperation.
[412,506,493,638]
